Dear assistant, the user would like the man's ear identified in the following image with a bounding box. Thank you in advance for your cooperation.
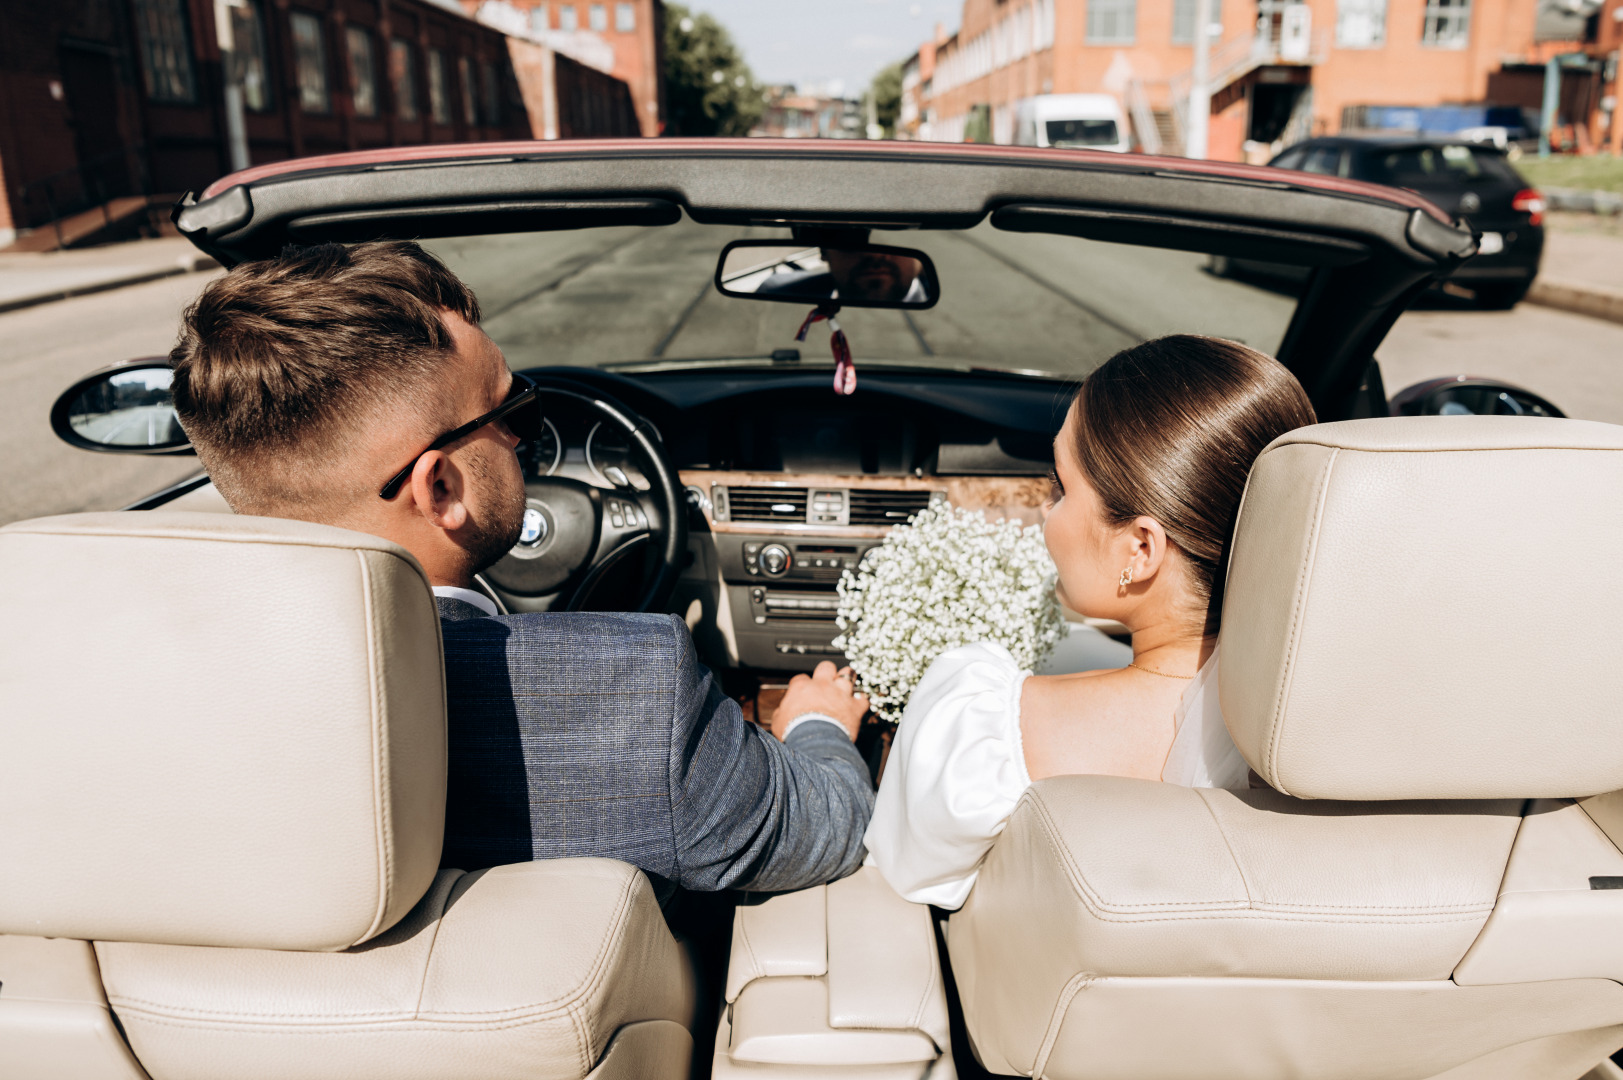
[406,450,469,532]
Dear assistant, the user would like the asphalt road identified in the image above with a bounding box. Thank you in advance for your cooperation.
[2,228,1620,528]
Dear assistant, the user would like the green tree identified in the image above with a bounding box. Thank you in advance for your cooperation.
[866,62,904,138]
[663,4,763,137]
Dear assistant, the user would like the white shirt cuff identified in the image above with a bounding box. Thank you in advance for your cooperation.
[781,712,847,740]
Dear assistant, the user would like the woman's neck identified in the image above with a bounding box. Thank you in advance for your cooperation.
[1127,621,1215,676]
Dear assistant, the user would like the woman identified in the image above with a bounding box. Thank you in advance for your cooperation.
[863,335,1316,908]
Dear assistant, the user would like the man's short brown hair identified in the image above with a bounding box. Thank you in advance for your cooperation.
[171,241,481,514]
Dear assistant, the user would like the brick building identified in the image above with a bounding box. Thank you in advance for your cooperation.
[0,0,542,246]
[912,0,1620,160]
[465,0,665,135]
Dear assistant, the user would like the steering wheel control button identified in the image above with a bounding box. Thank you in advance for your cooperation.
[760,544,791,576]
[519,507,548,548]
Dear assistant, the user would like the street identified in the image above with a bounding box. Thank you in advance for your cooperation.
[3,228,1620,528]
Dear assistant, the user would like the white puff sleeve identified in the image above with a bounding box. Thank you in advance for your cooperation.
[864,642,1031,910]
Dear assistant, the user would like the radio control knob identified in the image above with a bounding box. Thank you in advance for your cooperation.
[760,544,790,576]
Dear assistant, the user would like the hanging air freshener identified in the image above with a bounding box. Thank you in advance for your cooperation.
[795,303,856,396]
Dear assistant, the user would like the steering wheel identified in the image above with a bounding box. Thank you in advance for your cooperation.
[481,376,687,614]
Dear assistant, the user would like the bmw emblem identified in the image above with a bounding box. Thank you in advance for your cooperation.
[519,506,548,547]
[1459,192,1480,214]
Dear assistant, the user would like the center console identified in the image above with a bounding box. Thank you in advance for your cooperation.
[719,534,883,667]
[680,470,1048,675]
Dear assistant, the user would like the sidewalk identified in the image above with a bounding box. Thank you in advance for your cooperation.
[1529,224,1623,326]
[0,236,218,315]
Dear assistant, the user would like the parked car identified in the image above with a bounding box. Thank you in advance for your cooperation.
[1266,135,1546,308]
[12,139,1619,1080]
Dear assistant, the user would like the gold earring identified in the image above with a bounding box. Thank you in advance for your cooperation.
[1119,566,1134,588]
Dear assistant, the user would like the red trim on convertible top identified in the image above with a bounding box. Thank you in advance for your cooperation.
[199,137,1450,223]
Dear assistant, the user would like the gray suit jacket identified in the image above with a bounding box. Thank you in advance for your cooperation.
[436,597,873,898]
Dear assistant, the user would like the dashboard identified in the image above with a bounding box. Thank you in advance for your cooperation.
[513,366,1067,674]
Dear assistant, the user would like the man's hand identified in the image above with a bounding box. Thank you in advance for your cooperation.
[771,662,868,742]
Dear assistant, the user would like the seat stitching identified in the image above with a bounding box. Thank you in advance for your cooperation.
[358,550,394,946]
[107,1011,612,1035]
[1266,447,1338,790]
[557,868,640,1070]
[906,908,938,1033]
[1030,971,1094,1077]
[1195,788,1253,909]
[736,906,763,989]
[1003,793,1494,922]
[412,873,460,1017]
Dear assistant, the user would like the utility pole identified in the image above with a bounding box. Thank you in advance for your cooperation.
[1187,0,1214,158]
[215,0,251,173]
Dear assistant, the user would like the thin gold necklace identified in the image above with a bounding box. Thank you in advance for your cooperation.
[1129,661,1196,680]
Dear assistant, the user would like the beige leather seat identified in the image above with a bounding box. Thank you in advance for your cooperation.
[0,512,696,1080]
[948,416,1623,1080]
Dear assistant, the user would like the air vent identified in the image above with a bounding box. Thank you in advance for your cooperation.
[848,490,936,527]
[728,487,809,523]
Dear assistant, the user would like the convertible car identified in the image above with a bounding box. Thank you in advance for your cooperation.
[6,139,1623,1080]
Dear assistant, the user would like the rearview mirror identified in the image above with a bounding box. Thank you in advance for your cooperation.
[715,240,939,309]
[50,360,194,454]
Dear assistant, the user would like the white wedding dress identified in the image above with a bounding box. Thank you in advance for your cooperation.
[864,636,1248,909]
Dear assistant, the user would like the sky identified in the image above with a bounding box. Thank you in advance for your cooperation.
[684,0,963,98]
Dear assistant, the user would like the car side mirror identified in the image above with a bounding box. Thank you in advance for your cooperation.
[50,360,194,454]
[1389,377,1564,419]
[715,239,940,309]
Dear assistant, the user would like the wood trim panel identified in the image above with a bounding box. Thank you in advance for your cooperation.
[679,470,1050,536]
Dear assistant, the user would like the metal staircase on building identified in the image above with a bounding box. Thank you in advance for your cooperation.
[1128,20,1328,158]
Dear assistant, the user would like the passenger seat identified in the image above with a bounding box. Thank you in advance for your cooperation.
[947,416,1623,1080]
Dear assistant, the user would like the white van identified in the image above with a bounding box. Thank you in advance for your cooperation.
[1013,94,1131,153]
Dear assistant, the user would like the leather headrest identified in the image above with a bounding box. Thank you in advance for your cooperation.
[1221,417,1623,800]
[0,512,446,950]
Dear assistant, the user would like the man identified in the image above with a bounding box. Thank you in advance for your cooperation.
[169,240,872,899]
[757,248,925,304]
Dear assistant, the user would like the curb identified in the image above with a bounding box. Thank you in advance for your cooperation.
[1526,277,1623,326]
[0,254,219,316]
[1544,187,1623,216]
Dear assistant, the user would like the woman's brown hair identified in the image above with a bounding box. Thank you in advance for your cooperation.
[1072,334,1316,636]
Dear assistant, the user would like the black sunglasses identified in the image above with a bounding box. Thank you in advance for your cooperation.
[379,373,542,499]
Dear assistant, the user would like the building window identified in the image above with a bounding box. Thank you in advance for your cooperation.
[1084,0,1136,42]
[347,27,378,116]
[1086,0,1136,43]
[589,4,608,30]
[229,0,273,111]
[427,48,452,124]
[131,0,197,103]
[290,12,331,112]
[559,4,578,30]
[1172,0,1222,44]
[1336,0,1387,46]
[615,2,635,31]
[529,4,550,32]
[458,56,479,124]
[481,62,501,125]
[1421,0,1471,47]
[391,38,419,121]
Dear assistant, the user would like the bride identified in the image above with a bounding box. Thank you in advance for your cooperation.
[863,334,1316,909]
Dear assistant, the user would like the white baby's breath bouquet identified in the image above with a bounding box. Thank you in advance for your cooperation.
[833,504,1064,722]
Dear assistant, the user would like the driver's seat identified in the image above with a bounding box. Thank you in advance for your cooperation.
[0,511,696,1080]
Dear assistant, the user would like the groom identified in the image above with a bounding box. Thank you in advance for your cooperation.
[168,240,873,900]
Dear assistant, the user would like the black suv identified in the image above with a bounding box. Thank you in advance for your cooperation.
[1268,136,1545,308]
